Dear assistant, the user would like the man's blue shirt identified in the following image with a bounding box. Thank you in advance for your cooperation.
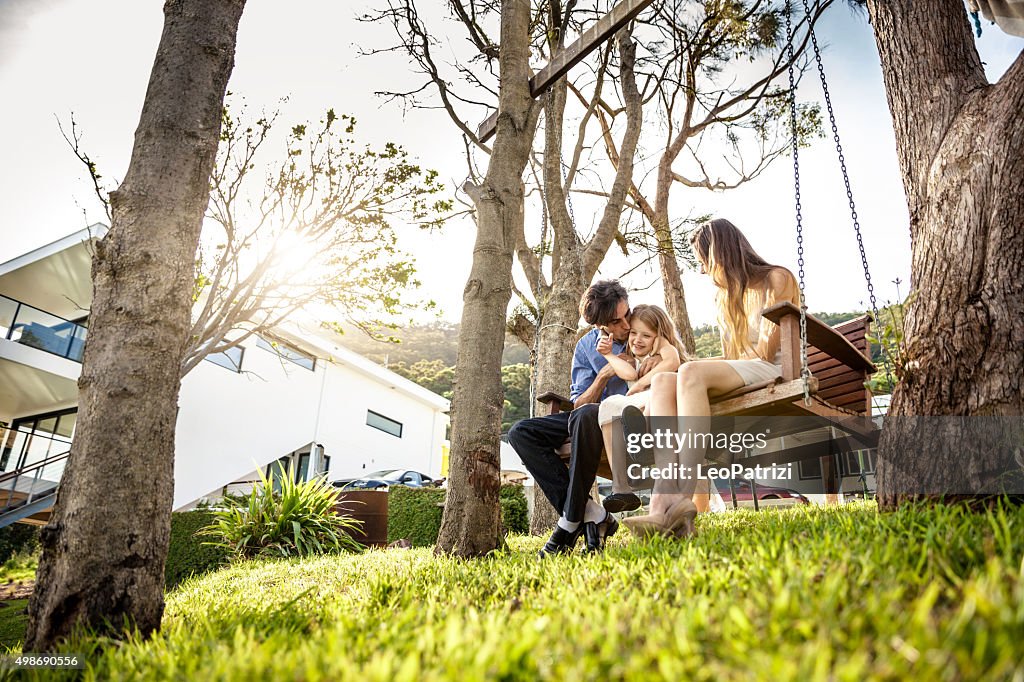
[570,328,629,402]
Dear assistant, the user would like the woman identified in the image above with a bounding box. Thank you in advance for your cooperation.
[623,218,801,538]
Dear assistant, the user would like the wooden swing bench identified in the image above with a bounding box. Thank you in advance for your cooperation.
[538,302,878,480]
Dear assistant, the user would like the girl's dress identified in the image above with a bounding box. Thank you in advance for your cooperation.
[597,355,655,426]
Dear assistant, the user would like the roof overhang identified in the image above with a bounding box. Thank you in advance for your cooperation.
[0,224,107,318]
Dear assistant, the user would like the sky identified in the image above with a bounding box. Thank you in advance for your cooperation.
[1,1,1021,328]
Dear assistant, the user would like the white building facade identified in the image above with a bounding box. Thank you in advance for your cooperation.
[0,225,449,523]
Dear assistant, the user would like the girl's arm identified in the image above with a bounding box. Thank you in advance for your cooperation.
[626,339,681,394]
[597,333,639,381]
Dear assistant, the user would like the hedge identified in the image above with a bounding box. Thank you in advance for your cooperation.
[387,485,529,546]
[165,510,230,590]
[0,524,39,564]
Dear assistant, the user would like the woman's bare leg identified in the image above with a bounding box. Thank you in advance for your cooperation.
[647,372,682,516]
[648,362,745,516]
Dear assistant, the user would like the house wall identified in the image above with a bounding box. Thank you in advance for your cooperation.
[174,343,322,509]
[314,357,448,480]
[173,337,448,509]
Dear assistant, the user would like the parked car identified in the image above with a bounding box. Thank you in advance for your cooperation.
[710,477,809,505]
[332,469,439,490]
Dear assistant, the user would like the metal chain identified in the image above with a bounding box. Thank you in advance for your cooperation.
[785,2,812,407]
[799,0,895,391]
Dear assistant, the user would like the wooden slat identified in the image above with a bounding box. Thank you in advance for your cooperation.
[817,373,867,392]
[476,111,499,142]
[477,0,654,143]
[818,381,868,404]
[762,302,876,374]
[710,377,818,416]
[811,363,866,382]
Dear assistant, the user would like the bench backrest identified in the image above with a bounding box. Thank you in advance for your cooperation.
[806,315,873,415]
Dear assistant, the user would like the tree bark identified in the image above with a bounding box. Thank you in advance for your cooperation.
[25,0,245,649]
[436,0,538,556]
[865,0,1024,507]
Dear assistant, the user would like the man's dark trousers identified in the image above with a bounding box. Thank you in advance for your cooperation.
[508,403,603,523]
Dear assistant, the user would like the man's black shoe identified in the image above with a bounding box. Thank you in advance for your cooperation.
[602,492,642,513]
[538,524,584,557]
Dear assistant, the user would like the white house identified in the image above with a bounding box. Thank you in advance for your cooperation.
[0,225,449,525]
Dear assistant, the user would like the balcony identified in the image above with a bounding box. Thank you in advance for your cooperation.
[0,295,87,363]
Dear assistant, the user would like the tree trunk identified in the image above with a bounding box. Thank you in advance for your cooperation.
[25,0,245,649]
[655,219,697,355]
[436,0,538,556]
[865,0,1024,507]
[528,269,583,535]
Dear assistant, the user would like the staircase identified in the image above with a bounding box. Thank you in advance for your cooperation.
[0,427,70,529]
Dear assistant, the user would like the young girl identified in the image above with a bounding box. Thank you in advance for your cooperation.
[595,304,687,511]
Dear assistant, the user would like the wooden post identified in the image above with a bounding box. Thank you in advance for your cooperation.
[779,313,802,381]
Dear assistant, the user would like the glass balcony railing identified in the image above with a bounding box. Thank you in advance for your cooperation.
[0,425,71,516]
[0,295,88,362]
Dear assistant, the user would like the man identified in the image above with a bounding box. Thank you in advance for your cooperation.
[508,279,634,556]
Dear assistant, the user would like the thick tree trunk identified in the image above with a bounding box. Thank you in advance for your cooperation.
[436,0,538,556]
[865,0,1024,507]
[25,0,245,649]
[528,271,582,535]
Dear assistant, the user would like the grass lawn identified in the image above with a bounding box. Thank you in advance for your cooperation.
[8,500,1024,681]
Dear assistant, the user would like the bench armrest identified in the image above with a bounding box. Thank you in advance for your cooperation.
[536,391,573,415]
[761,301,876,377]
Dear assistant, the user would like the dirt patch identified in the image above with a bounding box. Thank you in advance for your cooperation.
[0,580,34,601]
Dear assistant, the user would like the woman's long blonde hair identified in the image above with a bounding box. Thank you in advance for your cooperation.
[629,304,689,360]
[690,218,797,360]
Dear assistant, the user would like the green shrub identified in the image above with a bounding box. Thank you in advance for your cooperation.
[500,485,528,534]
[202,467,364,559]
[387,486,445,546]
[0,524,39,565]
[388,485,530,546]
[166,510,230,590]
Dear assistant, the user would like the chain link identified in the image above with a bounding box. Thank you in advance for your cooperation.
[799,0,895,391]
[785,3,812,407]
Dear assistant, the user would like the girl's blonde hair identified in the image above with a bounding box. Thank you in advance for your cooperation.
[629,304,690,360]
[690,218,799,360]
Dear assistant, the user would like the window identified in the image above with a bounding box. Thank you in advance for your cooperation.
[798,457,822,481]
[844,450,876,476]
[205,345,244,372]
[257,336,315,371]
[4,408,77,471]
[367,410,402,438]
[267,457,291,493]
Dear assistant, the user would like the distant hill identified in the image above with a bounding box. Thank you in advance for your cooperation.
[335,321,530,368]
